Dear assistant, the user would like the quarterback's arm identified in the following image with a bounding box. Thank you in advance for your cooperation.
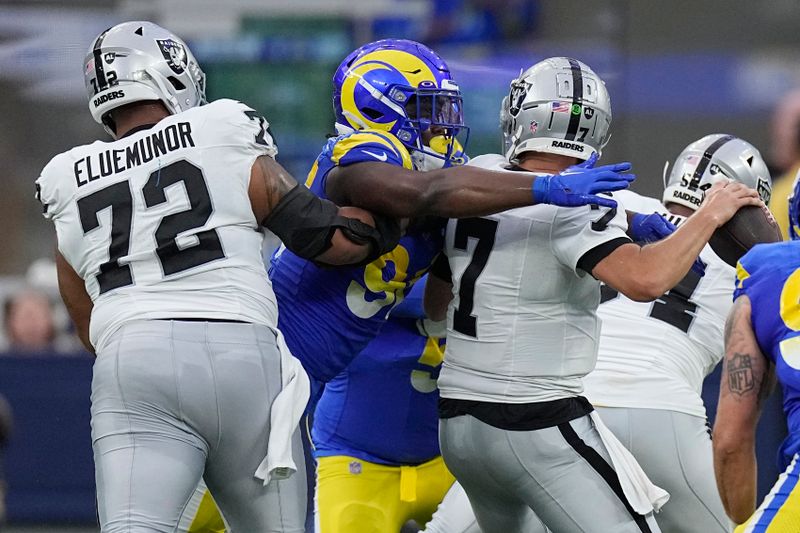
[592,181,761,301]
[325,158,633,218]
[55,251,94,354]
[248,155,399,265]
[713,296,775,524]
[424,272,454,323]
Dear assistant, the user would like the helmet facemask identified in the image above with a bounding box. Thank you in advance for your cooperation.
[400,82,469,170]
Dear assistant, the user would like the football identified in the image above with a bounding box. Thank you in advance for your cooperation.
[708,205,783,267]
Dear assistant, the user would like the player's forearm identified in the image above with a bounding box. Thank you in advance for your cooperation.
[629,210,718,298]
[423,273,454,322]
[55,251,95,354]
[713,444,757,523]
[409,166,536,218]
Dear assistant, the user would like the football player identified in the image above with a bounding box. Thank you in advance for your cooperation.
[426,57,763,533]
[712,177,800,530]
[268,39,636,396]
[583,135,773,533]
[312,277,475,532]
[178,38,635,533]
[36,21,401,532]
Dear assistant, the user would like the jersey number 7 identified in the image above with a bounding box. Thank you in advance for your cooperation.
[77,159,225,294]
[452,217,498,337]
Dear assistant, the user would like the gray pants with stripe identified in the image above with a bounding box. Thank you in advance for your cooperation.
[439,413,661,533]
[596,407,731,533]
[91,320,306,533]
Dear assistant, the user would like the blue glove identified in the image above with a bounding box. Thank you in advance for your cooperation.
[531,153,635,209]
[690,257,707,277]
[629,212,676,243]
[629,212,707,276]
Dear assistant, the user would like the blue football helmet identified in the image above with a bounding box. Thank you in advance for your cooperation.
[332,39,468,169]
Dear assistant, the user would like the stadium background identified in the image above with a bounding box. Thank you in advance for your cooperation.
[0,0,797,530]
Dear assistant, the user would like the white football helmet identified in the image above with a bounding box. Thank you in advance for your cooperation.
[500,57,612,163]
[662,134,772,210]
[84,21,206,137]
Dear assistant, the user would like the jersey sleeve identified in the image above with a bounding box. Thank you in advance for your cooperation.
[329,130,413,170]
[35,154,72,221]
[206,99,278,158]
[550,202,631,274]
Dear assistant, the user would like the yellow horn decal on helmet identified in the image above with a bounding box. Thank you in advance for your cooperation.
[356,50,436,88]
[340,49,438,132]
[341,62,396,131]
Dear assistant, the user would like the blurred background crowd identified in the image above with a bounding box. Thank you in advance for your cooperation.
[2,0,800,530]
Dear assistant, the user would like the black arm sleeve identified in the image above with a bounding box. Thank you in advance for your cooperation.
[577,237,632,275]
[263,184,401,264]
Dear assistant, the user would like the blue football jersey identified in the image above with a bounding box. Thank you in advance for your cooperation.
[269,130,445,383]
[312,289,444,465]
[735,241,800,468]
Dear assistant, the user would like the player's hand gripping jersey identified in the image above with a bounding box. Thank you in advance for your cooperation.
[735,242,800,468]
[36,99,279,350]
[269,130,445,382]
[584,189,736,417]
[438,154,631,404]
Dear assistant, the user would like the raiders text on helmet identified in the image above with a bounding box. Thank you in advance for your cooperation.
[662,134,772,211]
[500,57,612,163]
[84,21,206,137]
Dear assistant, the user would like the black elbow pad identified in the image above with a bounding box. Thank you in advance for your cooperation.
[264,185,401,263]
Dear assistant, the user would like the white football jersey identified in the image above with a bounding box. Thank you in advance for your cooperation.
[36,99,279,351]
[582,189,735,418]
[438,154,631,404]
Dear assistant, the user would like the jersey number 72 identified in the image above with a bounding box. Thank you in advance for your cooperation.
[77,159,225,294]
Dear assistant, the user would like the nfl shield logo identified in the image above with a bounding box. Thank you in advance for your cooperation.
[349,461,362,475]
[529,120,538,134]
[156,38,187,74]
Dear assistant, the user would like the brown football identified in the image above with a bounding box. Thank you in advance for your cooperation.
[708,205,782,267]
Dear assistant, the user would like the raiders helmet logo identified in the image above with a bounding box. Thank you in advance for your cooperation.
[508,82,529,117]
[583,106,594,119]
[757,177,772,204]
[104,52,115,64]
[156,38,187,74]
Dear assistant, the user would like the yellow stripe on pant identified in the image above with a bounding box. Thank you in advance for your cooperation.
[316,454,456,533]
[187,489,226,533]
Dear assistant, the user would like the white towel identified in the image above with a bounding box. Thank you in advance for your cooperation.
[254,327,311,486]
[590,411,670,515]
